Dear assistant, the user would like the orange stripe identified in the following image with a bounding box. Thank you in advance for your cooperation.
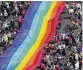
[23,2,65,70]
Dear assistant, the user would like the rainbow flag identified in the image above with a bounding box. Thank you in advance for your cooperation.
[0,1,65,70]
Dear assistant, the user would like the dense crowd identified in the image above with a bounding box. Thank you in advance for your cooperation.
[0,1,82,70]
[0,1,30,53]
[35,1,82,70]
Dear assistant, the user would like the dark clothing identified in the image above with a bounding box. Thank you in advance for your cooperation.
[62,49,66,56]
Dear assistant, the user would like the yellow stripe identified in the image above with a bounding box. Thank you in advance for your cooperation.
[15,2,57,70]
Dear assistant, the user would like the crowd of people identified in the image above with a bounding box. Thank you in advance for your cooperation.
[35,1,82,70]
[0,1,30,53]
[0,1,82,70]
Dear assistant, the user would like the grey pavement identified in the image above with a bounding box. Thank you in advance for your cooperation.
[39,2,82,70]
[0,1,82,70]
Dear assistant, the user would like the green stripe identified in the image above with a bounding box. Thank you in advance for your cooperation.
[12,2,51,70]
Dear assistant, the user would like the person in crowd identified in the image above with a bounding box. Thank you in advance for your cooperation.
[45,45,50,54]
[57,43,62,54]
[68,53,76,70]
[55,63,60,70]
[64,63,70,70]
[55,31,59,45]
[72,18,77,27]
[38,1,82,70]
[58,17,62,28]
[3,33,8,46]
[76,2,81,10]
[0,1,82,70]
[72,1,76,8]
[4,9,8,21]
[65,2,69,14]
[14,3,19,16]
[62,48,66,56]
[69,7,74,18]
[0,1,31,54]
[75,60,79,70]
[40,63,46,70]
[59,61,64,70]
[17,16,23,29]
[78,53,82,70]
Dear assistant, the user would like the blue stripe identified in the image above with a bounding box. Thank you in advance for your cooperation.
[0,2,41,70]
[6,2,51,70]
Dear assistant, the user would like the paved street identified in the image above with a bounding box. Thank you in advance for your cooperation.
[0,1,82,70]
[35,2,82,70]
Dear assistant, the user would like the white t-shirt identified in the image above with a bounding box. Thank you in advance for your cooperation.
[46,55,49,60]
[8,32,11,38]
[66,4,69,9]
[15,4,18,11]
[75,61,79,70]
[61,44,65,49]
[69,8,74,13]
[58,45,62,50]
[4,11,8,16]
[75,53,79,60]
[3,22,8,28]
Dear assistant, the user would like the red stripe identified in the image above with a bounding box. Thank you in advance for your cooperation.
[23,2,65,70]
